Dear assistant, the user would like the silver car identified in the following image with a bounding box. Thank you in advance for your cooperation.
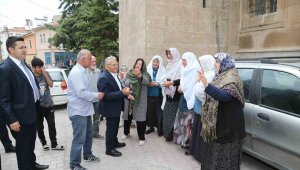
[236,59,300,170]
[46,68,69,105]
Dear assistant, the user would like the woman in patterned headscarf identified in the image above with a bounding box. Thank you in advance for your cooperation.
[162,48,182,141]
[198,53,245,170]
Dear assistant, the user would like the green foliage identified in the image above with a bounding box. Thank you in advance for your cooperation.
[49,0,119,62]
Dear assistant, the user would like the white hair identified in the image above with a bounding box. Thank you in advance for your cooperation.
[77,49,91,61]
[104,56,117,66]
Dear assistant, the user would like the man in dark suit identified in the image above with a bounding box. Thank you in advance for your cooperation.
[0,36,49,170]
[97,56,133,157]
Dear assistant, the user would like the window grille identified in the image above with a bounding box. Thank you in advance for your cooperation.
[249,0,277,17]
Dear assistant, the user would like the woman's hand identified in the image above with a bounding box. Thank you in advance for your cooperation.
[132,69,142,78]
[162,81,173,87]
[177,85,183,93]
[198,70,209,87]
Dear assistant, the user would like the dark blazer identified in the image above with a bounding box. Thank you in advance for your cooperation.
[97,70,125,118]
[0,57,38,125]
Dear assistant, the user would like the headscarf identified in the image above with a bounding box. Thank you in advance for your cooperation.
[147,55,166,84]
[180,52,200,109]
[195,55,216,102]
[147,55,167,109]
[165,48,181,98]
[201,53,244,142]
[126,58,152,106]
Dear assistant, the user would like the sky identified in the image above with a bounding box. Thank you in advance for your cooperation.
[0,0,62,28]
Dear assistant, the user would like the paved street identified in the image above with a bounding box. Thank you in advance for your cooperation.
[1,106,276,170]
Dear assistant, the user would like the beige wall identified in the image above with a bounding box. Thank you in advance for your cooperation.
[238,0,300,58]
[119,0,146,68]
[119,0,240,66]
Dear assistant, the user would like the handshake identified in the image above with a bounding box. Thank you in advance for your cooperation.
[122,87,135,100]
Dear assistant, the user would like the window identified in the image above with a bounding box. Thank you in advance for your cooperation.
[237,68,254,101]
[40,34,43,43]
[249,0,277,17]
[48,71,64,82]
[260,70,300,115]
[43,33,46,43]
[29,40,32,48]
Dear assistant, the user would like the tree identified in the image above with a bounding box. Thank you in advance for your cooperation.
[49,0,119,62]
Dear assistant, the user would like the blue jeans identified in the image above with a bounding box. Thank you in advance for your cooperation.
[69,115,93,167]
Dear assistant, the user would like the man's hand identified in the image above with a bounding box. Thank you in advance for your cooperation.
[132,69,142,78]
[127,95,135,100]
[98,92,105,100]
[10,121,21,132]
[122,87,133,96]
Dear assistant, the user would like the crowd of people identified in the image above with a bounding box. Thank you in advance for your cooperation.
[0,36,246,170]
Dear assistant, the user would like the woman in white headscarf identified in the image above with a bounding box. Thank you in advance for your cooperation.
[173,52,200,148]
[145,55,166,136]
[162,48,182,141]
[188,55,216,162]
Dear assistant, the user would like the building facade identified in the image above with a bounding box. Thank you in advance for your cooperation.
[119,0,300,66]
[23,32,37,64]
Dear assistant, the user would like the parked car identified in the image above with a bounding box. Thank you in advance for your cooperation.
[46,68,69,105]
[235,57,300,170]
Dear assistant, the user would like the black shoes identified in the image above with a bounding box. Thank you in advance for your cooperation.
[105,149,122,157]
[34,162,49,170]
[116,142,126,148]
[5,144,16,153]
[145,127,155,134]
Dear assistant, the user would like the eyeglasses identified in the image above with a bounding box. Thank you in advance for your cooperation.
[108,64,119,67]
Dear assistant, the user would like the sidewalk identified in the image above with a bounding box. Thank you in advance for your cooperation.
[0,107,200,170]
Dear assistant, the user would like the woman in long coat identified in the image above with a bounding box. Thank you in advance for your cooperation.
[122,58,151,146]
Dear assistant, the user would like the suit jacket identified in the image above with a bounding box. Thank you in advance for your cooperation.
[97,70,125,118]
[0,57,38,125]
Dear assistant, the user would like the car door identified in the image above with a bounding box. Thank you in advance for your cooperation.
[251,68,300,170]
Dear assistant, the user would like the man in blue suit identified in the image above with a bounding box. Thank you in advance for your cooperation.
[98,56,133,157]
[0,36,49,170]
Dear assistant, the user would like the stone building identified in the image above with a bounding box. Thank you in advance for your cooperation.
[119,0,300,67]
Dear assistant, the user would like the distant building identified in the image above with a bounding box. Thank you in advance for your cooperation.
[23,32,37,64]
[0,27,30,59]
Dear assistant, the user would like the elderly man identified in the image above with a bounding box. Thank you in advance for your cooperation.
[67,49,103,170]
[97,56,133,157]
[86,56,104,139]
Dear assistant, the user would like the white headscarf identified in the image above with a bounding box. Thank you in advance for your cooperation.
[195,55,216,102]
[180,52,200,109]
[147,55,166,84]
[165,48,181,98]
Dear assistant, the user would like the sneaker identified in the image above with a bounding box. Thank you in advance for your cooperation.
[71,165,87,170]
[83,155,100,163]
[43,144,50,151]
[121,134,129,140]
[139,140,145,146]
[51,144,64,150]
[145,127,155,134]
[93,134,105,140]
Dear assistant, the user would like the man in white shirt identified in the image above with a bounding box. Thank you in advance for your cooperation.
[67,49,104,170]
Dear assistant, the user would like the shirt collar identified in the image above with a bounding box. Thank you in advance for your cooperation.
[9,55,22,66]
[76,63,87,73]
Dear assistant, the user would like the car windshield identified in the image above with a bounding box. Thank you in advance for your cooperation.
[48,71,65,82]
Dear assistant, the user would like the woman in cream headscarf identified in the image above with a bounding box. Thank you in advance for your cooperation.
[188,55,216,161]
[173,52,200,148]
[162,48,182,141]
[199,53,245,170]
[145,55,166,136]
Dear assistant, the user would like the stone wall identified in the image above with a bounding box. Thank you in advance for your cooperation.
[238,0,300,58]
[119,0,240,67]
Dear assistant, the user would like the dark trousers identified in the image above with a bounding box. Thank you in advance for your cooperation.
[37,106,57,147]
[11,124,37,170]
[146,96,163,133]
[105,117,120,150]
[92,102,100,135]
[0,120,13,149]
[124,114,146,140]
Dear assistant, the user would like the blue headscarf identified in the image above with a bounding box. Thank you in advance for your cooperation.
[214,53,235,74]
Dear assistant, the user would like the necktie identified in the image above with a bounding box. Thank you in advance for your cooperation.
[21,61,40,102]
